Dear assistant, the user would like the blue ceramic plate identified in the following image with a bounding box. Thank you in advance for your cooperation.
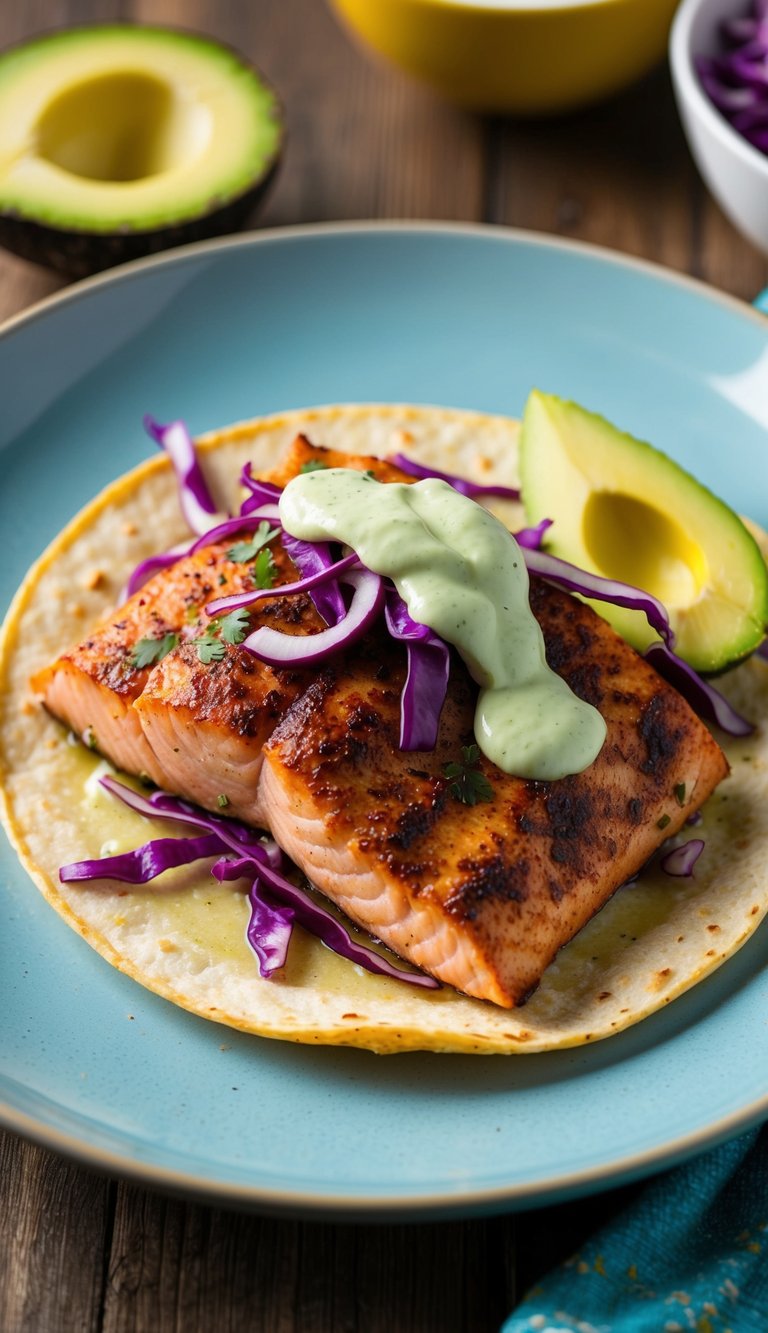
[1,224,767,1219]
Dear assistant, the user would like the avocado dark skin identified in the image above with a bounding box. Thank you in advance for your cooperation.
[0,148,282,280]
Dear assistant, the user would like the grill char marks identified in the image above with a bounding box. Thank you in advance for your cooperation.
[263,577,728,1006]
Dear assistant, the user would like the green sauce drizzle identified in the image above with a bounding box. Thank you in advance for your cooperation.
[279,470,606,780]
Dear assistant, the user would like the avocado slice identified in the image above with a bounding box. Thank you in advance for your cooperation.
[0,26,283,277]
[519,390,768,673]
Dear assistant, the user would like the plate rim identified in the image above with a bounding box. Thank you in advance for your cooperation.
[0,218,766,354]
[2,1084,766,1219]
[1,219,767,1217]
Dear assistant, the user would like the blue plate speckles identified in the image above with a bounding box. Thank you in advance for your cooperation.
[1,224,767,1218]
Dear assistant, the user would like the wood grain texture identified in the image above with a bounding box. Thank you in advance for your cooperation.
[0,0,765,1329]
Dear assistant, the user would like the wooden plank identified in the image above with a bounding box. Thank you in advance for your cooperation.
[487,66,768,300]
[0,1129,114,1331]
[100,1191,514,1333]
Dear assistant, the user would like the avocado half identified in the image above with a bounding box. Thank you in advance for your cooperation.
[0,25,284,277]
[519,391,768,674]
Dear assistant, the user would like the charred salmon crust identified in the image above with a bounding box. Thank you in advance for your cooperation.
[32,439,729,1008]
[261,590,727,1007]
[30,525,326,807]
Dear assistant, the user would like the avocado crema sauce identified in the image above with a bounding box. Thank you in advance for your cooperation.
[279,469,606,780]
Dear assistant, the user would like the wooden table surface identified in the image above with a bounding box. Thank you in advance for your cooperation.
[1,2,766,1330]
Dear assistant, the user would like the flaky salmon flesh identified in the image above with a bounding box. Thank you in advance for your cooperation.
[32,436,729,1006]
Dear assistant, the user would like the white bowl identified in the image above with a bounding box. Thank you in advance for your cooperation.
[670,0,768,254]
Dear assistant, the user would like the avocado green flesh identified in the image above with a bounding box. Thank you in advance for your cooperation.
[519,391,768,674]
[0,26,281,232]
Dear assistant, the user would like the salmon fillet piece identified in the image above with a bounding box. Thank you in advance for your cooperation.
[32,440,407,805]
[261,586,728,1006]
[133,444,408,816]
[30,539,255,786]
[33,439,729,1006]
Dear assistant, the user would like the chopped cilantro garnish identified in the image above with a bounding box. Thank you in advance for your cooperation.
[185,604,199,624]
[657,813,671,830]
[227,521,279,564]
[130,633,179,669]
[217,794,229,809]
[253,548,278,590]
[443,744,494,806]
[299,459,328,474]
[218,608,251,645]
[674,782,686,807]
[194,608,250,662]
[218,573,227,586]
[195,631,226,664]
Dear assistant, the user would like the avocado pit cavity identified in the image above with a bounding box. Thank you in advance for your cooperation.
[583,490,709,610]
[35,71,212,184]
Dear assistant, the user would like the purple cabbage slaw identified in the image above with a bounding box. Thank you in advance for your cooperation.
[660,839,706,878]
[644,642,753,737]
[388,452,521,501]
[61,778,438,988]
[697,2,768,155]
[60,832,225,884]
[384,590,451,751]
[144,416,220,535]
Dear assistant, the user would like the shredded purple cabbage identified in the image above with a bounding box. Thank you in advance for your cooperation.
[144,416,219,535]
[240,464,282,515]
[513,518,553,551]
[206,551,358,619]
[660,838,705,877]
[279,532,348,627]
[644,642,754,737]
[384,591,450,750]
[212,855,440,987]
[696,4,768,155]
[522,547,675,647]
[122,546,192,601]
[87,778,438,987]
[98,777,270,859]
[60,833,225,885]
[244,878,295,976]
[187,510,281,556]
[389,452,521,501]
[242,569,385,666]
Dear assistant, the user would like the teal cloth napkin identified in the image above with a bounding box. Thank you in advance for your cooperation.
[503,1126,767,1333]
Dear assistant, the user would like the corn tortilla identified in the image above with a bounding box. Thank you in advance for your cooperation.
[1,403,766,1053]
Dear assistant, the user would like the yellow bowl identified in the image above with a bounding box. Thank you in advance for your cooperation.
[328,0,680,115]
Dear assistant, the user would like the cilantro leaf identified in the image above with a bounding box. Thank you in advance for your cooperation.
[130,633,179,669]
[299,459,328,474]
[195,631,226,664]
[218,608,251,645]
[227,521,279,564]
[443,744,494,806]
[253,548,277,590]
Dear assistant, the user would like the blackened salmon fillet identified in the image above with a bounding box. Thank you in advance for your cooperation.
[33,441,729,1006]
